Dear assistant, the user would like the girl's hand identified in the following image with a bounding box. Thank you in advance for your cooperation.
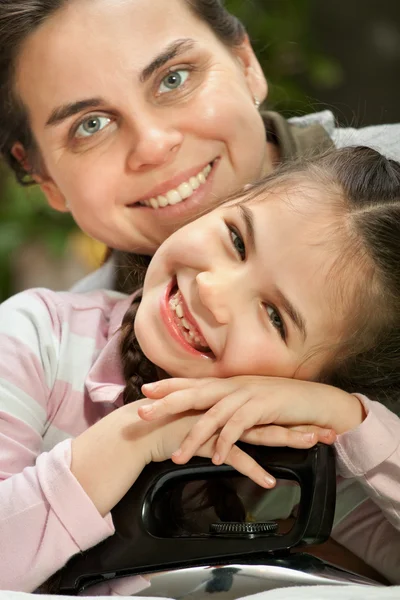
[145,404,277,488]
[139,377,365,465]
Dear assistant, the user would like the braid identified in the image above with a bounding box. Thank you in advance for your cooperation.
[119,297,159,405]
[118,297,246,531]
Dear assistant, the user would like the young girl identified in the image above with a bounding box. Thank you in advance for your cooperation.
[1,147,400,593]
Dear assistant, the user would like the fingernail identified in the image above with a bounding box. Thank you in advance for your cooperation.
[140,405,154,415]
[303,433,316,443]
[142,382,157,390]
[212,453,221,465]
[320,429,334,438]
[172,448,182,458]
[264,475,276,487]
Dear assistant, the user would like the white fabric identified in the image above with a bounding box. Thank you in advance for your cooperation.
[1,585,400,600]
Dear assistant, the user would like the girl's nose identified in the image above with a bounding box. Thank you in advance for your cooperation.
[196,271,232,325]
[126,115,183,171]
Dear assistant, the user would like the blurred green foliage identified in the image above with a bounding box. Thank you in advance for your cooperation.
[0,0,341,301]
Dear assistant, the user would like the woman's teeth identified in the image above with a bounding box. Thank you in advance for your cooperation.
[139,163,212,209]
[169,290,210,352]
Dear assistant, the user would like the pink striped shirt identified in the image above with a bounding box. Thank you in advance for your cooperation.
[0,288,399,591]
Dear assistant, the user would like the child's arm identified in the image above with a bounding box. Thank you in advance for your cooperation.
[335,395,400,531]
[140,378,400,582]
[0,292,270,591]
[0,290,118,591]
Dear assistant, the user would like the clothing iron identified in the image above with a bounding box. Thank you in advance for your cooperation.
[57,444,382,597]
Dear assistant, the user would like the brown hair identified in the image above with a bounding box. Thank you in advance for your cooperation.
[0,0,246,184]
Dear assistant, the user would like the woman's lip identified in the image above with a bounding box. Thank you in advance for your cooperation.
[160,280,213,359]
[132,160,216,205]
[127,159,219,221]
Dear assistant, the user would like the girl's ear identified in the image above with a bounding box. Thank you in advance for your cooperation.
[233,35,268,105]
[11,142,69,212]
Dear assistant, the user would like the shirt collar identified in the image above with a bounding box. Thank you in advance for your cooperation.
[86,290,141,406]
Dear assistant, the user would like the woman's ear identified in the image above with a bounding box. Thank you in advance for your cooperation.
[233,35,268,105]
[11,142,69,212]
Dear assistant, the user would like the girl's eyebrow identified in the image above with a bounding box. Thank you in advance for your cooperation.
[45,39,196,128]
[237,204,307,340]
[237,204,256,253]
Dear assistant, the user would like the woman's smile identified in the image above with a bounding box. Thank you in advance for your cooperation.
[132,161,215,209]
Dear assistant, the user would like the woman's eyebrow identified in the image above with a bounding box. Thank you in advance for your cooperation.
[140,38,197,83]
[45,39,196,128]
[46,98,103,127]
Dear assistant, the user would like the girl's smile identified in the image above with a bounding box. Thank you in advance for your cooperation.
[135,182,348,380]
[160,279,214,359]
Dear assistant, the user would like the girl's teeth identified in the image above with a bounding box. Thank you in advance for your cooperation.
[139,163,213,208]
[181,318,190,330]
[169,291,209,351]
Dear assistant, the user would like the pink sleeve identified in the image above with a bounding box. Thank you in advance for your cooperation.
[0,291,114,592]
[332,396,400,583]
[334,395,400,530]
[0,438,114,592]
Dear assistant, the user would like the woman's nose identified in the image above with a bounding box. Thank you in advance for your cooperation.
[196,271,232,325]
[126,114,183,171]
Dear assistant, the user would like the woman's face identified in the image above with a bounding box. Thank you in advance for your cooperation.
[135,182,347,380]
[14,0,269,253]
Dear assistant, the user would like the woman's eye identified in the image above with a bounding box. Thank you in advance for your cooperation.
[266,305,286,340]
[75,115,113,139]
[159,69,190,94]
[228,225,246,261]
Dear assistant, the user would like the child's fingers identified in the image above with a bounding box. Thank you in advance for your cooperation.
[224,444,276,488]
[141,378,215,399]
[171,390,253,462]
[139,378,240,421]
[138,386,221,421]
[290,425,337,444]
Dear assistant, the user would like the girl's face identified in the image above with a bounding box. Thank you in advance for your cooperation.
[14,0,269,253]
[135,183,347,380]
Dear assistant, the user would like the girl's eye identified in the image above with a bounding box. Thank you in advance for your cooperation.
[266,305,286,340]
[75,115,112,139]
[228,225,246,261]
[159,69,190,94]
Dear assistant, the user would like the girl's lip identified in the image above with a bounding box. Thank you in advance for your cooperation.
[160,279,214,359]
[128,159,220,222]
